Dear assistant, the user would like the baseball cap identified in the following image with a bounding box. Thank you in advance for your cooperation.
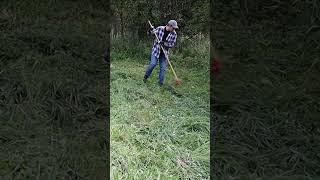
[168,20,178,29]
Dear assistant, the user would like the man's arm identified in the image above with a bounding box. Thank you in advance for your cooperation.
[147,26,161,36]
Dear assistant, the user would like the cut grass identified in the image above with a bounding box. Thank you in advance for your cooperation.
[110,47,210,179]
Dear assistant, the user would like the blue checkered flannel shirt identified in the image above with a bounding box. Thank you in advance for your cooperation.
[151,26,177,58]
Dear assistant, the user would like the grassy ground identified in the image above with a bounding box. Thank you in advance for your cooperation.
[211,7,320,178]
[110,39,210,179]
[1,1,109,179]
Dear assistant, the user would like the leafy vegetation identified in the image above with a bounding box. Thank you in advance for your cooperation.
[111,0,209,39]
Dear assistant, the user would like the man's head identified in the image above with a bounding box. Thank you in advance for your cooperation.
[166,20,178,32]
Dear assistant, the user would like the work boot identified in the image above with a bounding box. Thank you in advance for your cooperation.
[143,76,148,83]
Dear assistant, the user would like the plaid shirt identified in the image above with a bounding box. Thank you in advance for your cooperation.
[151,26,177,58]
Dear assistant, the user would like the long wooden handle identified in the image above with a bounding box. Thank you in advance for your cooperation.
[147,20,179,80]
[148,20,153,29]
[159,42,179,80]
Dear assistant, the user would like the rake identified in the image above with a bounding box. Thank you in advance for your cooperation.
[148,20,182,86]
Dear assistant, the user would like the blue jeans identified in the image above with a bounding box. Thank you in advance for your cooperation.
[144,53,167,85]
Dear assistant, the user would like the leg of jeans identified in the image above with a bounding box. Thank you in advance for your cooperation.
[159,53,168,85]
[144,55,158,79]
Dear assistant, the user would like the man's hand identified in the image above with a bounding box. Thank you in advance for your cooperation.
[147,27,155,36]
[147,27,157,36]
[159,41,169,53]
[159,41,169,48]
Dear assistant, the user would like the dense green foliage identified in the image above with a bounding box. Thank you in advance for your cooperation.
[211,0,320,178]
[111,0,209,39]
[0,0,110,179]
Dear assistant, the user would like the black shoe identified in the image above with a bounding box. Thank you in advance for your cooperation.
[143,78,147,83]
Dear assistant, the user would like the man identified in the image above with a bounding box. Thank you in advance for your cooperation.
[143,20,178,86]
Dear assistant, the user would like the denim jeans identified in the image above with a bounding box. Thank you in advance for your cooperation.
[144,53,167,85]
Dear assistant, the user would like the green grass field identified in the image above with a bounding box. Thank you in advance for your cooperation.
[110,39,210,179]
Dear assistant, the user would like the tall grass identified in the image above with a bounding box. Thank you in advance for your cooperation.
[111,35,210,69]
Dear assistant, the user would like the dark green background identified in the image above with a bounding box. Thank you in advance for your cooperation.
[211,0,320,178]
[0,0,110,179]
